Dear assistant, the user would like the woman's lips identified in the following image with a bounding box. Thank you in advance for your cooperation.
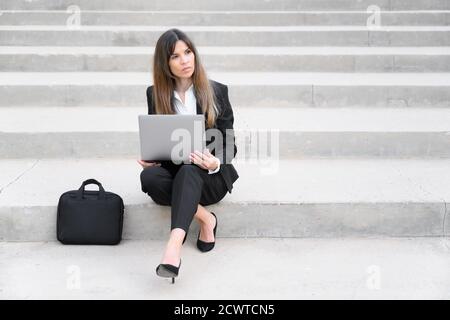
[182,67,191,72]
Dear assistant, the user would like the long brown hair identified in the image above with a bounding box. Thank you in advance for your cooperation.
[152,28,219,128]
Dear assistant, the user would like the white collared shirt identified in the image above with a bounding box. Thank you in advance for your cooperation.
[173,84,221,174]
[173,83,197,115]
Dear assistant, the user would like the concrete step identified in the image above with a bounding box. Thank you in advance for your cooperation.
[1,26,450,46]
[2,46,450,72]
[2,0,449,11]
[1,11,449,26]
[1,107,450,159]
[1,238,449,299]
[1,72,449,108]
[0,158,449,242]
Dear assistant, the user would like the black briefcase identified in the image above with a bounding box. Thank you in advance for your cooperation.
[57,179,124,245]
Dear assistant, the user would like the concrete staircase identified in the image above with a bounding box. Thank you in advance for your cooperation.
[1,0,450,243]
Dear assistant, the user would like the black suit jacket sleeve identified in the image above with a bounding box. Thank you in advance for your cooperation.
[146,86,155,115]
[210,84,238,165]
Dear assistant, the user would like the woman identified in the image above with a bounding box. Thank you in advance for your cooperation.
[138,28,239,283]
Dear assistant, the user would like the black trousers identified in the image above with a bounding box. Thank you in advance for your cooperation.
[140,163,228,233]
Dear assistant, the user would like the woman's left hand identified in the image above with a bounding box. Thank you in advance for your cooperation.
[190,149,219,171]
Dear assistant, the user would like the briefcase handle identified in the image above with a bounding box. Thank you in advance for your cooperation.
[77,179,106,200]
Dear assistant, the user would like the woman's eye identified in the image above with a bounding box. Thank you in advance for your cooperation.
[171,50,191,59]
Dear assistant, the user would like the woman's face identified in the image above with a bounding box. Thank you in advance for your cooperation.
[168,40,195,80]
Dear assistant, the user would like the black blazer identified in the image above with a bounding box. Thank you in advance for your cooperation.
[146,80,239,193]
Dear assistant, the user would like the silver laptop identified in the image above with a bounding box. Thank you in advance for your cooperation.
[138,114,206,163]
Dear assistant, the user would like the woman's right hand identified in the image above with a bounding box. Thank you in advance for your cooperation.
[137,159,161,169]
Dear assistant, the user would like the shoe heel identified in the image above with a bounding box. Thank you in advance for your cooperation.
[156,259,182,284]
[197,212,217,253]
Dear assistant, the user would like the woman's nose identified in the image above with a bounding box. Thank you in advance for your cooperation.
[181,55,189,64]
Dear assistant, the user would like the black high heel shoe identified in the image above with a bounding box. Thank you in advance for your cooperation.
[156,260,181,284]
[197,212,217,253]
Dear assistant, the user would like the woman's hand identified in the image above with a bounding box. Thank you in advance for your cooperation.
[137,159,161,169]
[190,149,220,171]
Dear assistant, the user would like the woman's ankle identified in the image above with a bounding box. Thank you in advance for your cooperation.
[161,246,181,265]
[161,230,184,265]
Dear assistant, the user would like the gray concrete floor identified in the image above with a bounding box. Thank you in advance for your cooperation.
[1,237,449,300]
